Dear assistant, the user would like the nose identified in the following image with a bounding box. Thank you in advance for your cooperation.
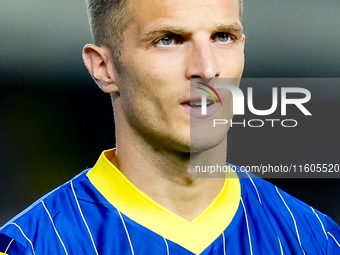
[185,40,220,80]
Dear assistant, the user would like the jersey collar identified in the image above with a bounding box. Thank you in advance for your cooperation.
[87,149,241,254]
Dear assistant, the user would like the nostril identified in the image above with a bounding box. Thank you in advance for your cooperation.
[191,75,201,79]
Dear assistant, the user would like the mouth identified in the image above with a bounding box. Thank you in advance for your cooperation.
[180,99,220,118]
[188,101,215,108]
[181,98,217,107]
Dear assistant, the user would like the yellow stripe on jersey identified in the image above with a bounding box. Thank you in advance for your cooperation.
[87,149,241,255]
[0,253,9,255]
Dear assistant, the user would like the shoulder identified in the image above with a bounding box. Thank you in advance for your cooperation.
[0,170,92,254]
[229,163,340,254]
[229,163,328,221]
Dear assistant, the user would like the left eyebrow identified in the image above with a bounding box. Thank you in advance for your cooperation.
[214,23,243,34]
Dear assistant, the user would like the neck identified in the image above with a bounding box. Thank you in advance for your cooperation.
[114,125,227,221]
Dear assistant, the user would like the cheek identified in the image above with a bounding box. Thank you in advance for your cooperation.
[126,55,184,108]
[234,54,245,76]
[219,48,245,77]
[130,47,184,79]
[118,66,172,125]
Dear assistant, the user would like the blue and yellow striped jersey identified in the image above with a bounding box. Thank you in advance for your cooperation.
[1,149,340,254]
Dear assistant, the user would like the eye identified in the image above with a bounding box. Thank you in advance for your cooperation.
[215,33,233,44]
[157,36,175,46]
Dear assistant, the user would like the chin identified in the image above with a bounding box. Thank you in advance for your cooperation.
[189,131,228,153]
[189,120,230,153]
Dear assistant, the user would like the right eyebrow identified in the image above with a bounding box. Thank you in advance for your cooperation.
[141,26,190,41]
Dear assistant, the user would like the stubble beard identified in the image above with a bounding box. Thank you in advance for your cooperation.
[115,59,230,158]
[115,60,193,157]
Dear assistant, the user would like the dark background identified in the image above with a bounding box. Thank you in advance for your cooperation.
[1,0,339,225]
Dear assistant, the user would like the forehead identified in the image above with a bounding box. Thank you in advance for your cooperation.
[127,0,241,32]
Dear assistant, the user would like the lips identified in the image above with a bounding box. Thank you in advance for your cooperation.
[181,96,218,106]
[180,99,220,118]
[188,101,215,107]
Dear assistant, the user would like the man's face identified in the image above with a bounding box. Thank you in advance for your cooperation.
[114,0,245,153]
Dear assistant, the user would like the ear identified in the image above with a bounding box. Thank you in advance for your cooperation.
[82,44,119,93]
[242,34,246,51]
